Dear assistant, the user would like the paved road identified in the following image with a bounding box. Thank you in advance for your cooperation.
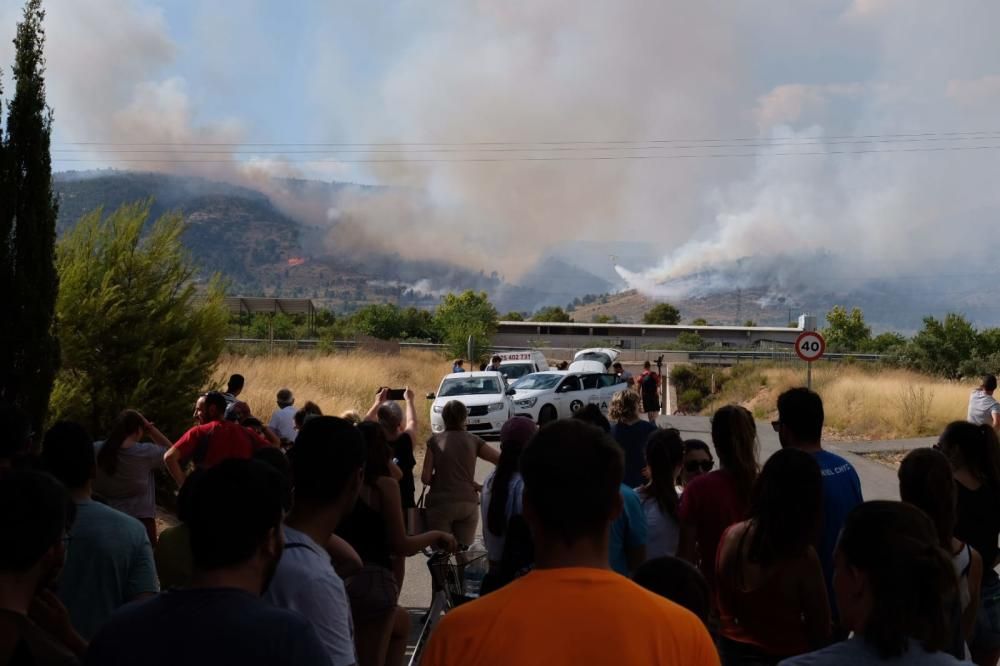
[398,416,928,608]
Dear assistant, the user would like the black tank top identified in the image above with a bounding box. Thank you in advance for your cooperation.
[955,481,1000,585]
[336,494,392,570]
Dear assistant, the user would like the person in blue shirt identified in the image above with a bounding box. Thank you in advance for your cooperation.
[610,484,648,576]
[572,405,649,575]
[774,387,863,625]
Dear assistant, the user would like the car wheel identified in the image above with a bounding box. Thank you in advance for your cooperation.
[538,404,557,425]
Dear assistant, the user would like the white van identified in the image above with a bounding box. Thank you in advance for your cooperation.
[567,347,621,373]
[495,350,550,382]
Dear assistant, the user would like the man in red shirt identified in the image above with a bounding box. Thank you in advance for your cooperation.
[165,392,274,486]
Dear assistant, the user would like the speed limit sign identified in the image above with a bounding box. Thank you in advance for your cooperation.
[795,331,826,362]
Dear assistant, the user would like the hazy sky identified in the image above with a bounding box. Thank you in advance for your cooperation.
[2,0,999,297]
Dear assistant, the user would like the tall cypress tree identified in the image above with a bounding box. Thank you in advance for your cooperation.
[0,0,60,435]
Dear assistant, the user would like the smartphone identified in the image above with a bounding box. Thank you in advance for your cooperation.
[375,387,407,400]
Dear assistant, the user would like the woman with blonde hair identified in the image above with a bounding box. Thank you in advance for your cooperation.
[421,400,500,545]
[678,404,760,595]
[610,390,658,488]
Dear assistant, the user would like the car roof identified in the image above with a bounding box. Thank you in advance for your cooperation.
[442,371,504,379]
[574,347,620,358]
[519,370,607,378]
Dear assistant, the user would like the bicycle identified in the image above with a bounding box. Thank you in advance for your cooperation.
[407,548,487,666]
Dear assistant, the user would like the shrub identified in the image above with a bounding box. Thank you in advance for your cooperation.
[676,331,705,350]
[50,202,228,436]
[643,303,681,325]
[678,389,704,413]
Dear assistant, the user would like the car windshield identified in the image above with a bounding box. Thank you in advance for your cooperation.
[439,377,502,397]
[511,373,562,390]
[575,351,612,368]
[500,363,534,380]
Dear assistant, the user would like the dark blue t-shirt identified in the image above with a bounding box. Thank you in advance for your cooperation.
[611,420,659,488]
[84,587,331,666]
[813,450,863,611]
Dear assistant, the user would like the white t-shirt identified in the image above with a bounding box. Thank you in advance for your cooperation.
[638,493,679,560]
[481,471,524,562]
[968,390,1000,426]
[264,526,355,666]
[268,405,298,442]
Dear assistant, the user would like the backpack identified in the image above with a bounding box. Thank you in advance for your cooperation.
[641,372,657,391]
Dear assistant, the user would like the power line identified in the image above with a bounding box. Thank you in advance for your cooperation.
[48,142,1000,165]
[50,129,1000,148]
[47,134,1000,155]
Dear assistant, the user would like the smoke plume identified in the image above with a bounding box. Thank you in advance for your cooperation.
[5,0,1000,318]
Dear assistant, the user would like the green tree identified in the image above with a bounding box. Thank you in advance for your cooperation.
[50,202,228,436]
[691,318,709,326]
[743,320,757,328]
[676,331,705,350]
[868,331,907,354]
[503,311,525,321]
[400,307,436,340]
[351,303,405,340]
[531,306,572,322]
[256,313,299,340]
[0,0,60,434]
[976,328,1000,357]
[824,306,872,352]
[643,303,681,325]
[907,313,978,378]
[592,314,615,324]
[434,290,499,362]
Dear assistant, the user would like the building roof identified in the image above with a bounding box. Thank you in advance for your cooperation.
[224,297,316,316]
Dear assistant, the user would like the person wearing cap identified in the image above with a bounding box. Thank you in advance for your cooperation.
[480,417,537,576]
[268,388,298,445]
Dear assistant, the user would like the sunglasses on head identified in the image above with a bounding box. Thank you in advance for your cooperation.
[685,460,714,473]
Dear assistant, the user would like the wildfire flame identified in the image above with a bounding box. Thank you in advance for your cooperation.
[287,257,306,267]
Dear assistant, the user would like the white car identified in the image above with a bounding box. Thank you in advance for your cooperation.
[494,350,550,382]
[568,347,621,373]
[510,370,627,424]
[427,372,515,436]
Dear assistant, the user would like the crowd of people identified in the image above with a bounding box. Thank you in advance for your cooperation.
[1,365,999,666]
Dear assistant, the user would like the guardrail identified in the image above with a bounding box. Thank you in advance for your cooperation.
[223,339,883,365]
[686,350,883,364]
[222,339,534,352]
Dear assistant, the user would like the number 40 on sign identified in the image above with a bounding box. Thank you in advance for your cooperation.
[795,330,826,389]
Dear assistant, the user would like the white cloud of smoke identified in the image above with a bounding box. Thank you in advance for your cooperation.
[5,0,1000,314]
[616,2,1000,310]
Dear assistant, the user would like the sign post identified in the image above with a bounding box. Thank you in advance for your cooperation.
[794,330,826,389]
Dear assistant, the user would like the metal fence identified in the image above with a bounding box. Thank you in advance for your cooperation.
[223,338,883,366]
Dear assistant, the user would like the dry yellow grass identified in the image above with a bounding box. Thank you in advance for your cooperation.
[706,363,975,440]
[213,350,449,445]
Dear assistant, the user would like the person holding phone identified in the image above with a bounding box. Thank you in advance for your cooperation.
[366,387,419,510]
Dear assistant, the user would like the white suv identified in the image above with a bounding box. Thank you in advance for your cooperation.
[427,372,515,436]
[510,370,626,425]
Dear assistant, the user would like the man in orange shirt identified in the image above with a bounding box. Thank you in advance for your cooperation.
[421,419,720,666]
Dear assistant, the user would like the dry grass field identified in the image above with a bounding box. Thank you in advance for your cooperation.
[214,351,975,443]
[706,363,975,440]
[214,350,449,445]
